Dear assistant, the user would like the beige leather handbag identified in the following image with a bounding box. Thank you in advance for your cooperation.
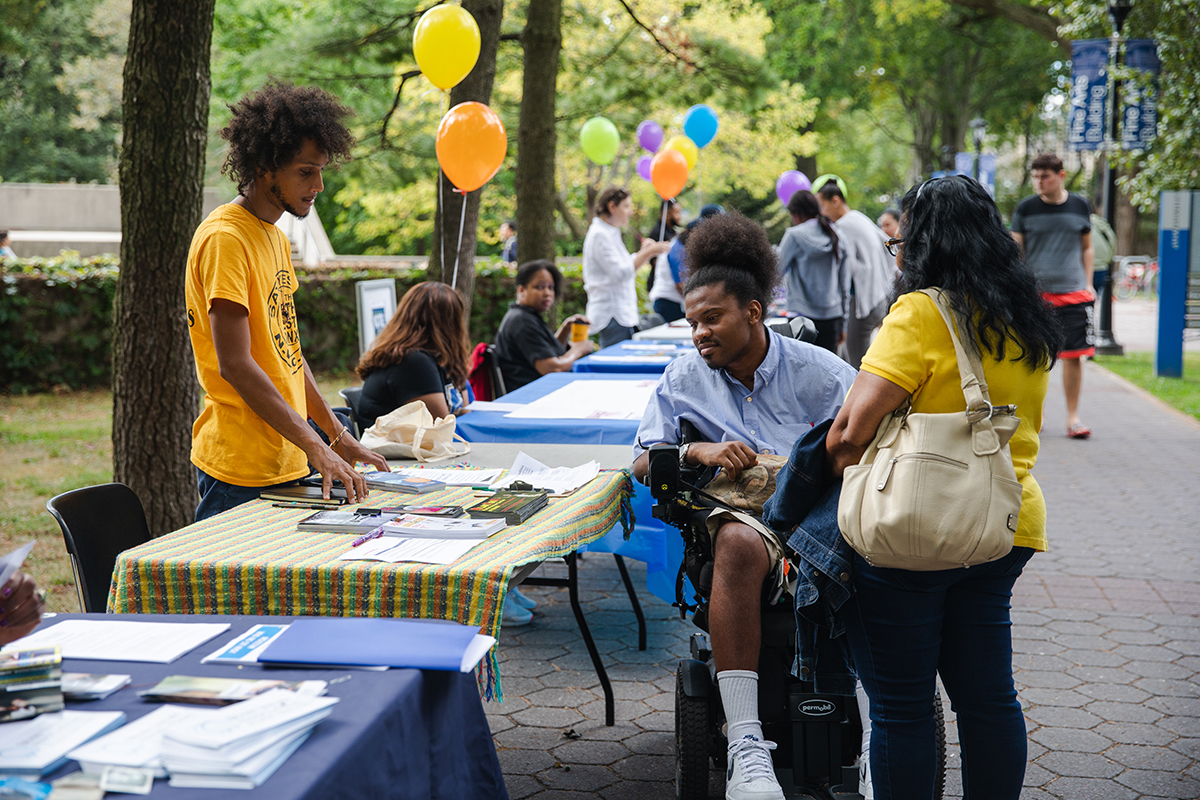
[838,289,1023,571]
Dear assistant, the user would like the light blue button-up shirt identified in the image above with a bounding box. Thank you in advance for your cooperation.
[633,329,857,458]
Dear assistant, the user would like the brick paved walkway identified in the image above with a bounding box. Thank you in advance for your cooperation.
[484,361,1200,799]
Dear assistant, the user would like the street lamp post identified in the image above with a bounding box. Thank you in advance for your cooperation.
[1095,0,1133,356]
[969,118,986,182]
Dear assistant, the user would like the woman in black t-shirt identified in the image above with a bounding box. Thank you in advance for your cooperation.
[355,282,472,429]
[494,260,594,392]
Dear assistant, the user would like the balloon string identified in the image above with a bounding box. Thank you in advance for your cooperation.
[452,190,468,291]
[659,201,667,242]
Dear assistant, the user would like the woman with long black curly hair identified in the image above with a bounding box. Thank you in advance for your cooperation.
[827,175,1063,800]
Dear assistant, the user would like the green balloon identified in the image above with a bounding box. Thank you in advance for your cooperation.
[580,117,620,165]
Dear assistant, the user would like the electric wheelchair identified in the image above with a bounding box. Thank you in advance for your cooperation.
[645,392,947,798]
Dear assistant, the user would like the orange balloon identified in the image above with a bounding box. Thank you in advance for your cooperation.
[650,149,689,200]
[435,102,507,192]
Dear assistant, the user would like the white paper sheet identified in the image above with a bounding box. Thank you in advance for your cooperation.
[489,451,600,496]
[387,467,503,486]
[2,620,231,663]
[503,379,658,421]
[465,401,526,413]
[587,354,674,363]
[0,541,35,589]
[337,536,480,565]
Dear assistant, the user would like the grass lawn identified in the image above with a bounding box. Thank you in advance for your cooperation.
[1094,350,1200,422]
[0,372,360,614]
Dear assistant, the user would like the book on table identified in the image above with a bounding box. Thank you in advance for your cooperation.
[375,513,507,539]
[363,471,447,493]
[295,509,390,533]
[258,484,347,505]
[137,675,328,706]
[0,646,64,721]
[0,709,126,775]
[62,672,132,701]
[257,618,496,672]
[466,490,549,525]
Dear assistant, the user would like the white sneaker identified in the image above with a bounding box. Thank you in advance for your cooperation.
[725,734,784,800]
[501,595,532,626]
[858,752,874,800]
[509,587,537,610]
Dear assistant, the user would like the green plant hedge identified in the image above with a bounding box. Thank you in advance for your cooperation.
[0,254,596,392]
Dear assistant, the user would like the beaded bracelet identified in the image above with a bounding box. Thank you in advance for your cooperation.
[329,426,348,449]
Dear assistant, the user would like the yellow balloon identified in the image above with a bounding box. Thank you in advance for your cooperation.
[665,135,699,170]
[413,5,481,90]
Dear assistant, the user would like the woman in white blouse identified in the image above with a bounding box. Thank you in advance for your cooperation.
[583,187,671,348]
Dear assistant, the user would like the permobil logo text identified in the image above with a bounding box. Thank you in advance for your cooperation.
[799,700,836,716]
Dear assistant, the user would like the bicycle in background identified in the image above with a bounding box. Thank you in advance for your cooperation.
[1114,255,1159,300]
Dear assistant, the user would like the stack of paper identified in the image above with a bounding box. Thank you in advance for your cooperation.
[489,451,600,496]
[68,705,206,778]
[138,675,327,705]
[2,620,231,663]
[160,689,338,789]
[386,466,503,486]
[0,710,126,775]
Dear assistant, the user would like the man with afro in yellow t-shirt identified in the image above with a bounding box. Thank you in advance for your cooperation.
[186,82,387,521]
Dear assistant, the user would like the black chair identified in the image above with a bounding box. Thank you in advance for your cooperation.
[767,315,818,344]
[46,483,153,613]
[483,345,507,398]
[336,386,364,438]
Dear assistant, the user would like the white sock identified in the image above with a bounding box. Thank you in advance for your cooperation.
[718,669,763,743]
[856,679,872,753]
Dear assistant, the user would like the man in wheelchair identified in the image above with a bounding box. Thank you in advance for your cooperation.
[631,213,857,800]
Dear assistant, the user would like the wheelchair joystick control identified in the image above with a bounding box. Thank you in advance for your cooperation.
[647,443,680,500]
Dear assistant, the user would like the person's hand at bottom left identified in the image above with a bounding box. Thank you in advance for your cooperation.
[0,572,46,645]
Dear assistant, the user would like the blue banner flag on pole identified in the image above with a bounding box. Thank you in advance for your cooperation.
[1069,39,1109,151]
[1122,39,1160,151]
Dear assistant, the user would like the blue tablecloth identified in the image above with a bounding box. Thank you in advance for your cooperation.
[572,341,691,374]
[44,613,507,800]
[457,372,683,604]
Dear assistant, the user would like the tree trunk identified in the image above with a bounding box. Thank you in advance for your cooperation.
[515,0,561,264]
[429,0,503,318]
[112,0,214,536]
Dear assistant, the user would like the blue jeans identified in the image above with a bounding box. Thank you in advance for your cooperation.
[195,469,300,523]
[845,546,1035,800]
[598,318,636,349]
[652,298,685,322]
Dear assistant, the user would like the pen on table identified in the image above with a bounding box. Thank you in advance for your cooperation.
[350,530,384,547]
[272,503,334,510]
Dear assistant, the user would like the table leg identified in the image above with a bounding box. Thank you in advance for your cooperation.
[612,555,647,651]
[522,552,616,726]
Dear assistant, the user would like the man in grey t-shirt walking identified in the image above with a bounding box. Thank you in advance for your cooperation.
[817,178,895,368]
[1011,153,1095,439]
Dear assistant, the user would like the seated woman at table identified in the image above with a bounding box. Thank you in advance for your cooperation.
[0,571,46,646]
[355,282,472,430]
[494,260,594,393]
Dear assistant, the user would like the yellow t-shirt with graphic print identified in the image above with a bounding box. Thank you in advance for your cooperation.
[186,204,309,487]
[859,291,1050,552]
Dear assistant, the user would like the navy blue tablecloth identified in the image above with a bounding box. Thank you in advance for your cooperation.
[44,613,507,800]
[457,372,682,604]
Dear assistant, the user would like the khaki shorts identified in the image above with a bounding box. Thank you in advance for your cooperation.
[703,508,795,598]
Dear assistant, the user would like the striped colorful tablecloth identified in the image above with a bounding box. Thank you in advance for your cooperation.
[109,469,633,697]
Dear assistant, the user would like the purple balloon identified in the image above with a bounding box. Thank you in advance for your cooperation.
[775,170,812,205]
[636,155,653,182]
[637,120,664,153]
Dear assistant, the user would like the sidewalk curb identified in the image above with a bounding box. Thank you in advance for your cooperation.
[1090,360,1200,431]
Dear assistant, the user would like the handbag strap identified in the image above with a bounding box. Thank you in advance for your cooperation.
[918,288,1005,456]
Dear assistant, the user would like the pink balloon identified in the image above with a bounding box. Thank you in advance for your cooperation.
[636,155,653,182]
[775,170,812,205]
[637,120,664,153]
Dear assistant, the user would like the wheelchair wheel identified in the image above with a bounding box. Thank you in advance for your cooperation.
[675,662,712,800]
